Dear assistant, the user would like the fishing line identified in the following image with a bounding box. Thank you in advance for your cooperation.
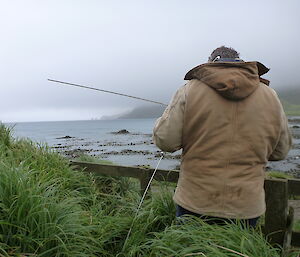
[122,152,165,251]
[48,79,168,107]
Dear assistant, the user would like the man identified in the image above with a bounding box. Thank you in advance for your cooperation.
[153,46,292,227]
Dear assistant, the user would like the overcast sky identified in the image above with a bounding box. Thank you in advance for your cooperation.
[1,0,299,122]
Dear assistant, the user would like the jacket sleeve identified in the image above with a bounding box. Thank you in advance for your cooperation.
[152,85,186,152]
[268,105,292,161]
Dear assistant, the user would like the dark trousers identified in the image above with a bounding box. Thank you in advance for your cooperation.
[176,205,259,228]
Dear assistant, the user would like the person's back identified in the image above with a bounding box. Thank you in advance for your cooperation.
[153,46,292,223]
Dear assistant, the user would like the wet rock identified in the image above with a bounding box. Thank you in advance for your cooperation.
[111,129,130,135]
[56,135,74,139]
[61,148,89,158]
[102,151,119,155]
[52,145,67,149]
[289,118,300,123]
[155,153,181,160]
[135,164,151,169]
[107,142,123,146]
[102,149,152,156]
[292,125,300,128]
[174,165,181,170]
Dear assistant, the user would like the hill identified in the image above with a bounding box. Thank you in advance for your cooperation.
[277,87,300,115]
[280,100,300,116]
[113,87,300,119]
[117,105,165,119]
[277,87,300,105]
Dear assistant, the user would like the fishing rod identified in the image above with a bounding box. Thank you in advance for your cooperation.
[48,78,167,250]
[48,79,168,107]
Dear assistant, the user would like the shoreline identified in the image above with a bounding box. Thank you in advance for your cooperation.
[52,121,300,177]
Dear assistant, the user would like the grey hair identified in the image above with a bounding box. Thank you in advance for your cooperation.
[208,46,240,62]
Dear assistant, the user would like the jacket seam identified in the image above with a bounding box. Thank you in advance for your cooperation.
[182,82,191,158]
[222,102,238,212]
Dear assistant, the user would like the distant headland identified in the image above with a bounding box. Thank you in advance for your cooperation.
[101,105,166,120]
[101,87,300,120]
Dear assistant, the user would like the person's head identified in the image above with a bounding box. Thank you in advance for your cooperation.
[208,46,240,62]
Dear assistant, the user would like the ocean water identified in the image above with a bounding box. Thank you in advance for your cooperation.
[5,119,180,170]
[7,119,156,145]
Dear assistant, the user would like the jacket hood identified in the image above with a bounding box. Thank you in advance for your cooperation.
[184,61,270,100]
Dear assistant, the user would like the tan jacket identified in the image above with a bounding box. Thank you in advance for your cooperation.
[153,61,292,219]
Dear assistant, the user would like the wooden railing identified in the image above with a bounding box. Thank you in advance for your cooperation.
[71,161,300,251]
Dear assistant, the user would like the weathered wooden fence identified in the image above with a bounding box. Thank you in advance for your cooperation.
[71,161,300,251]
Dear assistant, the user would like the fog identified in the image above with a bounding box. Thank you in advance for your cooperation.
[1,0,299,122]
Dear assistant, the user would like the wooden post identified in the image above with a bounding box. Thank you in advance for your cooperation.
[139,171,152,196]
[288,179,300,197]
[264,179,289,246]
[282,206,294,257]
[291,232,300,247]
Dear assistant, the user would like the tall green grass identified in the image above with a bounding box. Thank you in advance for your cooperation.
[266,171,294,179]
[0,123,295,256]
[136,218,280,257]
[0,163,99,256]
[75,154,114,165]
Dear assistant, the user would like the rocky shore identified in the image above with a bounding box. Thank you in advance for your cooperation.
[52,122,300,177]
